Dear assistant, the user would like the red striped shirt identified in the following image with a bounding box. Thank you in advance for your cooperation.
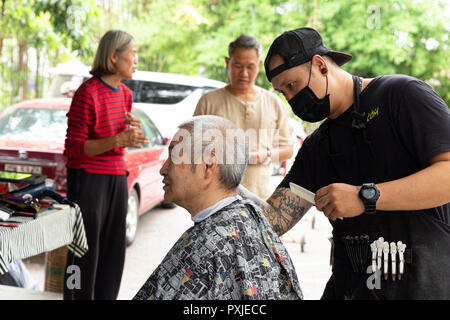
[64,76,133,175]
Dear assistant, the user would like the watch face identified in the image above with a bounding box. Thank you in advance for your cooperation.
[362,188,376,199]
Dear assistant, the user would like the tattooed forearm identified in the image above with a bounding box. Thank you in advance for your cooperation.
[238,185,312,236]
[266,188,311,235]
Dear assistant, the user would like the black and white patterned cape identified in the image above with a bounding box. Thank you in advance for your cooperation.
[133,198,303,300]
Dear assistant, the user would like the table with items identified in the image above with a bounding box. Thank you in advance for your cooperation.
[0,203,88,276]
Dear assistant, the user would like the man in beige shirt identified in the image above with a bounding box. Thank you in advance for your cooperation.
[194,34,293,199]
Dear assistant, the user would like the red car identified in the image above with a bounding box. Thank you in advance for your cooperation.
[0,98,170,245]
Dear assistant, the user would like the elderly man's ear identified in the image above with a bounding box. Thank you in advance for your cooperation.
[203,155,218,179]
[197,156,218,191]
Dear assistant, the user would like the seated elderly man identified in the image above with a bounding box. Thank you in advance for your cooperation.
[133,115,302,300]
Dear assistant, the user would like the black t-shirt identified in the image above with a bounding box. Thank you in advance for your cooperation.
[279,74,450,225]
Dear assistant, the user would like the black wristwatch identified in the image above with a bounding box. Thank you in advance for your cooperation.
[358,183,380,214]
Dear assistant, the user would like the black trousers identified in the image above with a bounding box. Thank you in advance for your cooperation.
[63,168,128,300]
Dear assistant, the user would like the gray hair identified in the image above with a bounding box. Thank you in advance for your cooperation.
[228,34,262,58]
[90,30,134,77]
[177,115,249,190]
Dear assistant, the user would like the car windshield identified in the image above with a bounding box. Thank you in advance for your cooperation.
[0,107,67,143]
[123,80,198,104]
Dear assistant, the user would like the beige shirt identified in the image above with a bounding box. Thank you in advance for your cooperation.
[194,86,293,199]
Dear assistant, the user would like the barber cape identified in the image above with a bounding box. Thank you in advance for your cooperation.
[133,198,302,300]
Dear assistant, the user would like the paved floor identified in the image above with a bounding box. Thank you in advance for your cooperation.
[19,175,333,300]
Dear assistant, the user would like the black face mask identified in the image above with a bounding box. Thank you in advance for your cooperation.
[288,63,330,122]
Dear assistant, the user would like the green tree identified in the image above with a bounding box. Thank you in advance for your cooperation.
[114,0,449,107]
[33,0,99,60]
[1,0,448,112]
[317,0,450,104]
[108,0,447,134]
[0,0,99,109]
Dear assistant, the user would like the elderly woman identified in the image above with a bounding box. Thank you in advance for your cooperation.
[63,30,149,300]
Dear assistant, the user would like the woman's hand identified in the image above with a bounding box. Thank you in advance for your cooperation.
[124,112,142,128]
[118,112,150,148]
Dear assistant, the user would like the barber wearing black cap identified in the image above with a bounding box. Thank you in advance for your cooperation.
[238,27,450,299]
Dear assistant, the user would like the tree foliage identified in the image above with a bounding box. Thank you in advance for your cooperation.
[32,0,99,59]
[0,0,99,107]
[119,0,449,106]
[0,0,448,111]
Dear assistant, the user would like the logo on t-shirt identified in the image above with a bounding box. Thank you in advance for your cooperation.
[366,107,379,123]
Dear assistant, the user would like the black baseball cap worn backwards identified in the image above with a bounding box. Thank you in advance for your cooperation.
[264,27,353,82]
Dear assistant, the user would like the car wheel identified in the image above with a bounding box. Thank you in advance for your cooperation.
[126,188,139,246]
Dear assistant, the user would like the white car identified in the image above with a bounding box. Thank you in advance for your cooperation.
[47,61,226,138]
[122,71,225,138]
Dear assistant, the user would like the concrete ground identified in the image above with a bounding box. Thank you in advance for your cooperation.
[17,175,333,300]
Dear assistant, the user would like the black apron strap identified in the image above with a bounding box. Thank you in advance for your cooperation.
[351,76,377,183]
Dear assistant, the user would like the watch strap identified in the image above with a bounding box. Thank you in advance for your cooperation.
[364,202,377,214]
